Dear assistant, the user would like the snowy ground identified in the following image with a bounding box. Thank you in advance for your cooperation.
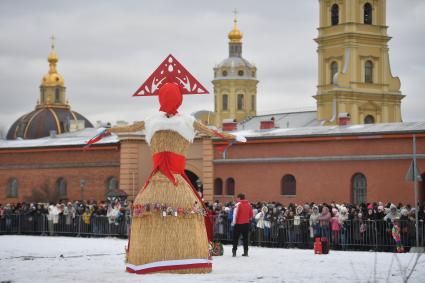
[0,236,424,283]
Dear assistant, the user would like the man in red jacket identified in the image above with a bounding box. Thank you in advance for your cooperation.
[232,193,253,257]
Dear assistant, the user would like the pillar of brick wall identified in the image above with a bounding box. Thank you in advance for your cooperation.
[119,136,144,201]
[202,137,214,202]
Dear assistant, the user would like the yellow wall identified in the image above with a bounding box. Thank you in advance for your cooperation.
[213,79,258,127]
[315,0,404,124]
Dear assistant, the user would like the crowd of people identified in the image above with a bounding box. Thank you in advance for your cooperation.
[0,200,130,236]
[1,199,425,252]
[208,200,425,252]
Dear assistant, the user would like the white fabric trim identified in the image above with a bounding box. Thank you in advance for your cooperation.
[144,112,196,145]
[126,258,212,271]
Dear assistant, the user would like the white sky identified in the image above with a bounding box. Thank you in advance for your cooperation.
[1,0,424,135]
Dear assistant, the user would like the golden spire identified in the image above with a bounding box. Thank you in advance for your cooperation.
[41,35,64,87]
[228,9,243,43]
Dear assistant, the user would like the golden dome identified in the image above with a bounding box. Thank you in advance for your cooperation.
[228,13,243,43]
[41,40,65,87]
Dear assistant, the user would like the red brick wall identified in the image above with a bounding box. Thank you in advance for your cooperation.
[213,135,425,205]
[2,133,424,206]
[0,146,120,203]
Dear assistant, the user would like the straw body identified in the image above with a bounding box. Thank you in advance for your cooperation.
[127,130,211,274]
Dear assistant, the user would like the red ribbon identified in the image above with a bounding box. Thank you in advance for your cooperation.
[152,151,186,185]
[84,129,111,150]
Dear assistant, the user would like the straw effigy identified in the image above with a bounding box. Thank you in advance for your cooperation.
[129,130,209,274]
[108,121,235,274]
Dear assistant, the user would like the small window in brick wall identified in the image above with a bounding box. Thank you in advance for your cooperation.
[281,175,296,195]
[56,178,67,199]
[226,178,235,195]
[107,177,118,191]
[214,178,223,195]
[7,178,19,198]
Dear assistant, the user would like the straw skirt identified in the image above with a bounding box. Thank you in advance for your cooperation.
[126,171,211,274]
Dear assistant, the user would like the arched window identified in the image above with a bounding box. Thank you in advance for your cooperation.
[281,175,296,195]
[364,115,375,124]
[331,4,339,26]
[238,70,244,76]
[222,94,228,111]
[365,60,373,83]
[364,3,372,25]
[330,61,338,84]
[55,88,60,103]
[251,95,255,111]
[237,94,244,110]
[226,178,235,195]
[106,177,118,192]
[352,173,367,204]
[214,178,223,195]
[56,177,67,199]
[6,178,18,198]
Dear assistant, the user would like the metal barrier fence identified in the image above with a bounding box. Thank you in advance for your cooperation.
[0,214,129,237]
[213,218,425,251]
[1,214,424,251]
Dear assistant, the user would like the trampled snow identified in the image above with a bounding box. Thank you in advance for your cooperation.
[0,235,424,283]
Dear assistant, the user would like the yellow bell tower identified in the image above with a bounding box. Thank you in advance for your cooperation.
[314,0,404,125]
[212,10,258,128]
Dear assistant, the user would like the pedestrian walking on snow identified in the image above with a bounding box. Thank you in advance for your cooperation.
[232,193,253,257]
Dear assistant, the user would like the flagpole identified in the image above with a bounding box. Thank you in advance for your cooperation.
[413,134,419,249]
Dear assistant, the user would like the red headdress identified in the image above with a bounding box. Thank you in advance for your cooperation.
[132,54,208,115]
[158,83,182,115]
[133,54,208,97]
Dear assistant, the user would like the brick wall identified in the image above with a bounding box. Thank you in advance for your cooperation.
[0,145,120,203]
[213,134,425,204]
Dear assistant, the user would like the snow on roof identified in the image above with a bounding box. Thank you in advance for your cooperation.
[231,121,425,139]
[238,111,321,131]
[0,128,119,149]
[2,119,424,149]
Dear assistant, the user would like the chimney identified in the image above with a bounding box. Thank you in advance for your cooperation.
[222,119,237,131]
[338,112,351,126]
[260,117,275,130]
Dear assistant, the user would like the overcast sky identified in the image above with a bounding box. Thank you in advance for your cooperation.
[1,0,424,135]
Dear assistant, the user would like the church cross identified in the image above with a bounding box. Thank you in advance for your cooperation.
[50,35,56,49]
